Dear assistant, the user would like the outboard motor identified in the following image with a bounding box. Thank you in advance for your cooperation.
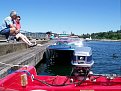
[71,47,94,78]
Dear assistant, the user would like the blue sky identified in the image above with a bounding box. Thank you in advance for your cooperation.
[0,0,120,34]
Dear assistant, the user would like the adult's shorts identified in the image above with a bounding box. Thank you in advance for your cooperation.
[0,28,10,39]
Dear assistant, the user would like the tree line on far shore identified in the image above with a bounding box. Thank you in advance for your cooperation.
[80,30,121,40]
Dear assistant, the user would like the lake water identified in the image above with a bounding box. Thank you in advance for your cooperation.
[37,41,121,76]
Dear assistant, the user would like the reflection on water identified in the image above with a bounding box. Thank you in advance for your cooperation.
[37,41,121,76]
[37,63,72,76]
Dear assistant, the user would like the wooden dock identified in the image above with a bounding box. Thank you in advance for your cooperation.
[0,40,52,78]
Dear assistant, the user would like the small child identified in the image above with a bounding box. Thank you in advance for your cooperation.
[15,16,21,30]
[15,16,37,47]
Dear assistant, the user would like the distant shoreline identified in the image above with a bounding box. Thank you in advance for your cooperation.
[91,39,121,42]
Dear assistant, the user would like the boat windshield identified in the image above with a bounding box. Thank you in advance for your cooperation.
[56,41,69,45]
[55,38,83,46]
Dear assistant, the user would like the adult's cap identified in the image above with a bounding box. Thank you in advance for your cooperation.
[10,11,17,17]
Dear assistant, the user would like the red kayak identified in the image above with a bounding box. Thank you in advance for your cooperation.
[0,66,121,91]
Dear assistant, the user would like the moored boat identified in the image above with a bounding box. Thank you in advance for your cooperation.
[46,38,84,65]
[0,66,121,91]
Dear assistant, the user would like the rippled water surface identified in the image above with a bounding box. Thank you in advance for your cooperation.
[37,41,121,75]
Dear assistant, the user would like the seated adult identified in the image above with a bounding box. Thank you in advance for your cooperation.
[0,11,18,39]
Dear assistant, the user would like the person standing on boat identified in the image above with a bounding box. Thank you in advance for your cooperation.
[15,16,37,47]
[0,11,18,39]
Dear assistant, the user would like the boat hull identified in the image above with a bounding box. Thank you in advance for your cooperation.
[46,49,74,65]
[0,66,121,91]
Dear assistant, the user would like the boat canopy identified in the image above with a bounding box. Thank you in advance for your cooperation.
[74,47,92,56]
